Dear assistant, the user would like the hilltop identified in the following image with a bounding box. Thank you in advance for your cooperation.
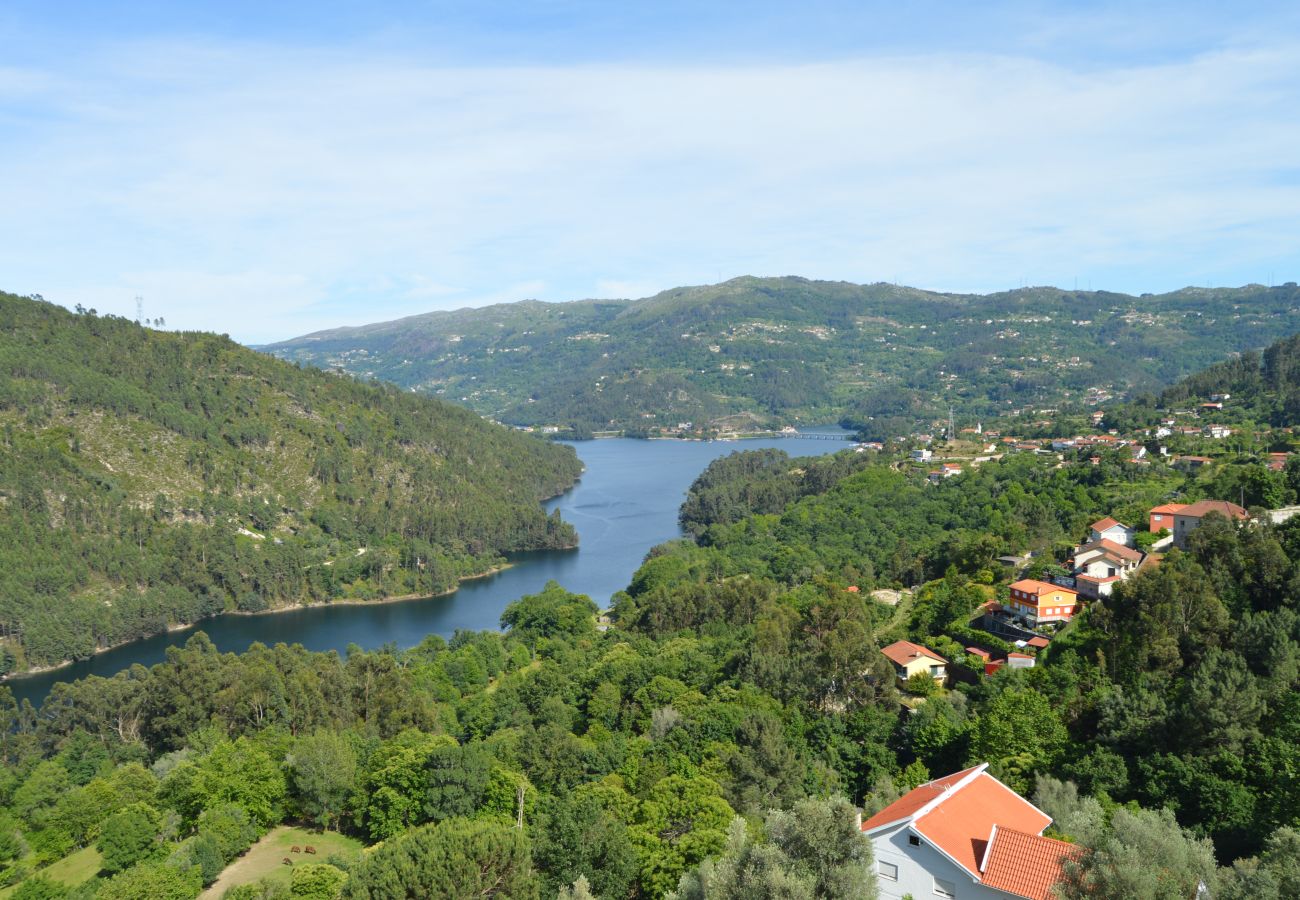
[0,292,582,672]
[264,276,1300,437]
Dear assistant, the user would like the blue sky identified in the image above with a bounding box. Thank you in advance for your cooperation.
[2,2,1299,342]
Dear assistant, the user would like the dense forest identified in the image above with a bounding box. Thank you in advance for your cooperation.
[2,440,1299,897]
[264,277,1300,437]
[1106,329,1300,435]
[0,293,582,672]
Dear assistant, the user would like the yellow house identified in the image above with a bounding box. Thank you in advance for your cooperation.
[882,640,948,685]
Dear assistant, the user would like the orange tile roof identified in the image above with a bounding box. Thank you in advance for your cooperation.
[1178,499,1248,520]
[980,827,1082,900]
[881,640,947,667]
[1089,516,1123,531]
[1150,503,1187,515]
[860,765,984,831]
[1009,579,1078,598]
[913,773,1052,879]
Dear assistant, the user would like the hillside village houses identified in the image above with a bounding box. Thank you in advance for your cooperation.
[1005,580,1080,626]
[882,640,948,687]
[1169,499,1249,548]
[862,763,1080,900]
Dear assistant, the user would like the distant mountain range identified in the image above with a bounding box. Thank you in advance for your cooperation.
[264,277,1300,437]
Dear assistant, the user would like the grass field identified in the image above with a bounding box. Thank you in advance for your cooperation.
[200,826,363,899]
[0,846,103,897]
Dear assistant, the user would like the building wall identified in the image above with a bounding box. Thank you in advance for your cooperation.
[872,823,1013,900]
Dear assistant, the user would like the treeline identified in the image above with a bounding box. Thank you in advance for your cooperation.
[0,293,582,669]
[681,452,1176,588]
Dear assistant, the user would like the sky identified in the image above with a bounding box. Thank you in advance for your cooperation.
[2,1,1299,343]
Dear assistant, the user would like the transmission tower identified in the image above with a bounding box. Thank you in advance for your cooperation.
[135,295,143,324]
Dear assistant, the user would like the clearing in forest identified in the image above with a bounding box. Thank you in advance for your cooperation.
[200,825,363,899]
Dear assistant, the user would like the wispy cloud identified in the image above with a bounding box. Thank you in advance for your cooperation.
[1,28,1299,342]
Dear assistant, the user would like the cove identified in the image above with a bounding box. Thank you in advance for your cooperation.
[8,429,853,707]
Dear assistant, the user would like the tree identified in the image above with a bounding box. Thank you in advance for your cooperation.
[288,729,358,829]
[11,877,69,900]
[631,776,736,898]
[500,582,597,645]
[291,863,348,899]
[96,861,203,900]
[671,797,877,899]
[533,790,638,899]
[342,818,538,899]
[96,803,162,875]
[968,689,1067,792]
[556,876,596,900]
[1056,806,1217,900]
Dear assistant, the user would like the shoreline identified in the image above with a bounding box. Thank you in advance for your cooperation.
[2,561,519,683]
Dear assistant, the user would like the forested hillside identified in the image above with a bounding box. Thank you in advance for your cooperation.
[1107,329,1300,432]
[0,293,582,672]
[264,277,1300,437]
[2,445,1299,897]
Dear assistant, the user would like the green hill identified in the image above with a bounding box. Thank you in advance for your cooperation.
[263,276,1300,437]
[0,292,582,672]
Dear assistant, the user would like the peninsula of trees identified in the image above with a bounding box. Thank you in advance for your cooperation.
[0,293,582,673]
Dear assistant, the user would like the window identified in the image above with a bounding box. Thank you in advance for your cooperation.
[878,860,898,881]
[933,877,957,899]
[908,834,922,847]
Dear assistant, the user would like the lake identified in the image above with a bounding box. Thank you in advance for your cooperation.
[8,429,853,706]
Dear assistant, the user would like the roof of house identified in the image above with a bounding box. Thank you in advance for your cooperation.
[1150,503,1188,515]
[1009,579,1079,599]
[979,827,1082,900]
[1089,517,1125,531]
[862,764,1054,883]
[1025,636,1050,649]
[1178,499,1248,520]
[1077,538,1142,563]
[881,640,948,668]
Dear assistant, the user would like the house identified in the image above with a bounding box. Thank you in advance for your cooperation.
[1174,455,1213,471]
[1087,517,1134,548]
[1006,651,1036,669]
[1149,503,1187,533]
[928,463,963,483]
[882,640,948,686]
[1007,580,1081,626]
[863,763,1081,900]
[912,448,934,462]
[1172,499,1249,548]
[1204,424,1233,439]
[1268,452,1290,472]
[1070,538,1143,598]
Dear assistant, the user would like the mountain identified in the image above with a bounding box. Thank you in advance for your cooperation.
[264,276,1300,437]
[0,292,582,672]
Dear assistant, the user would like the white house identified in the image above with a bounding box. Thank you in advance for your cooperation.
[1087,517,1134,548]
[863,763,1079,900]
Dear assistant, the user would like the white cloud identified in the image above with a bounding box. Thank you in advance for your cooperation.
[2,39,1299,342]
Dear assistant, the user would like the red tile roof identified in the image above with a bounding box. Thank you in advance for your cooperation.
[1009,579,1079,598]
[1089,517,1123,531]
[980,827,1082,900]
[1178,499,1248,520]
[1025,636,1050,649]
[913,775,1052,880]
[860,765,984,831]
[1150,503,1187,515]
[881,640,947,667]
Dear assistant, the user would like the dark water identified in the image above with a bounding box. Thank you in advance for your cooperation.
[8,429,853,706]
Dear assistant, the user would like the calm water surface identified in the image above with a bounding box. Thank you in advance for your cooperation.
[10,429,852,706]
